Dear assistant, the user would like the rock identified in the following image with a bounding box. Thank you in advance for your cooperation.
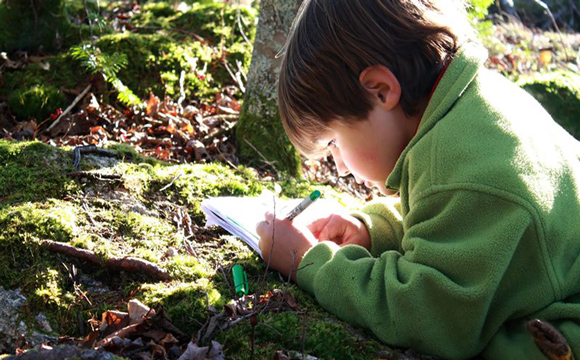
[0,286,28,354]
[127,299,154,324]
[34,313,52,333]
[0,287,57,354]
[3,344,118,360]
[79,274,111,295]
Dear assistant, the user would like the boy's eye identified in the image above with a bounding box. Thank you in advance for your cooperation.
[327,139,336,148]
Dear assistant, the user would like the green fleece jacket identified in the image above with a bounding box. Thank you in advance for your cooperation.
[296,44,580,360]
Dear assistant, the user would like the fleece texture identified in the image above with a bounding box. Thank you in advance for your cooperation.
[296,44,580,360]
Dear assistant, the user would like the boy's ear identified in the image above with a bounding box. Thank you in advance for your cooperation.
[359,65,401,110]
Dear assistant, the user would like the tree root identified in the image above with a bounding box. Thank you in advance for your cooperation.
[41,239,170,281]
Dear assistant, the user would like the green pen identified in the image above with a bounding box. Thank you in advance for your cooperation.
[285,190,321,221]
[232,264,248,298]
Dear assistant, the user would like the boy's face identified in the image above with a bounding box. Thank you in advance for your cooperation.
[319,105,420,195]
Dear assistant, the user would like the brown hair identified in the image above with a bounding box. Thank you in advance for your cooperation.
[278,0,476,156]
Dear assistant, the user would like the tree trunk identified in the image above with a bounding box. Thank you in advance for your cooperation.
[235,0,304,177]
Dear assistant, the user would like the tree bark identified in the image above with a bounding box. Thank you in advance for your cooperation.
[235,0,304,177]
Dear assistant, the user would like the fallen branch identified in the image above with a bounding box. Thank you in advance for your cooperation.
[45,84,92,133]
[41,239,171,281]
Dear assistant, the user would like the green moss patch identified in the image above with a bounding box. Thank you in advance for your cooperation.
[0,140,79,204]
[2,1,256,122]
[519,70,580,139]
[1,53,86,121]
[8,85,68,122]
[0,139,383,358]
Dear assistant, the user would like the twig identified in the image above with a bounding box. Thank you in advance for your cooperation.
[160,171,183,191]
[256,322,283,338]
[196,292,213,345]
[301,313,307,360]
[74,283,93,306]
[217,265,233,293]
[45,84,91,133]
[183,237,200,259]
[82,202,98,227]
[199,114,239,124]
[236,9,252,46]
[532,0,570,60]
[177,70,186,107]
[570,0,580,19]
[213,142,238,170]
[132,26,207,44]
[158,111,189,127]
[287,250,297,284]
[201,120,237,144]
[261,193,277,285]
[41,239,171,281]
[200,312,227,345]
[31,0,38,42]
[223,60,245,93]
[243,137,277,167]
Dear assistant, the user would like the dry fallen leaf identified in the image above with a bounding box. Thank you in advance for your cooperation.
[178,341,224,360]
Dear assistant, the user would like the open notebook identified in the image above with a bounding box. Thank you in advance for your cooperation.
[201,191,336,257]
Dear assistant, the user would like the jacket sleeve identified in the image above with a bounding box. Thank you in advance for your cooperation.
[296,189,538,359]
[351,195,404,256]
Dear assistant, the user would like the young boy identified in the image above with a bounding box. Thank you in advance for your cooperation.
[255,0,580,359]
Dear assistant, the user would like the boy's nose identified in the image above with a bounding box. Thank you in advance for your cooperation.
[329,146,350,176]
[338,168,350,176]
[334,157,350,176]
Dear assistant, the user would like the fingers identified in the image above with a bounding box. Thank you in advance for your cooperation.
[257,211,276,237]
[256,220,270,240]
[306,216,332,237]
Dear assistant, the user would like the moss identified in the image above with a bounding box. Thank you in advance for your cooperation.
[3,1,257,120]
[91,2,257,102]
[0,140,379,355]
[162,163,264,221]
[94,32,219,100]
[8,85,68,121]
[0,0,78,53]
[236,97,303,177]
[216,308,383,359]
[518,70,580,140]
[138,281,225,332]
[140,2,178,19]
[100,210,182,262]
[138,2,257,46]
[0,140,80,204]
[0,200,91,335]
[105,142,142,162]
[1,53,86,121]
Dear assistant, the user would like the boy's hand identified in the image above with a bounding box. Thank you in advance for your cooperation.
[256,212,318,282]
[306,213,371,250]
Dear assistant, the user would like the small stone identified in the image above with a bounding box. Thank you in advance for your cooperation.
[127,299,154,324]
[35,313,53,333]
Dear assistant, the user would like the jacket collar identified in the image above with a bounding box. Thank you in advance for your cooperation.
[385,44,488,192]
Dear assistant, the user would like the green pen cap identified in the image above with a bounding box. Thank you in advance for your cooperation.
[310,190,321,200]
[232,264,248,297]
